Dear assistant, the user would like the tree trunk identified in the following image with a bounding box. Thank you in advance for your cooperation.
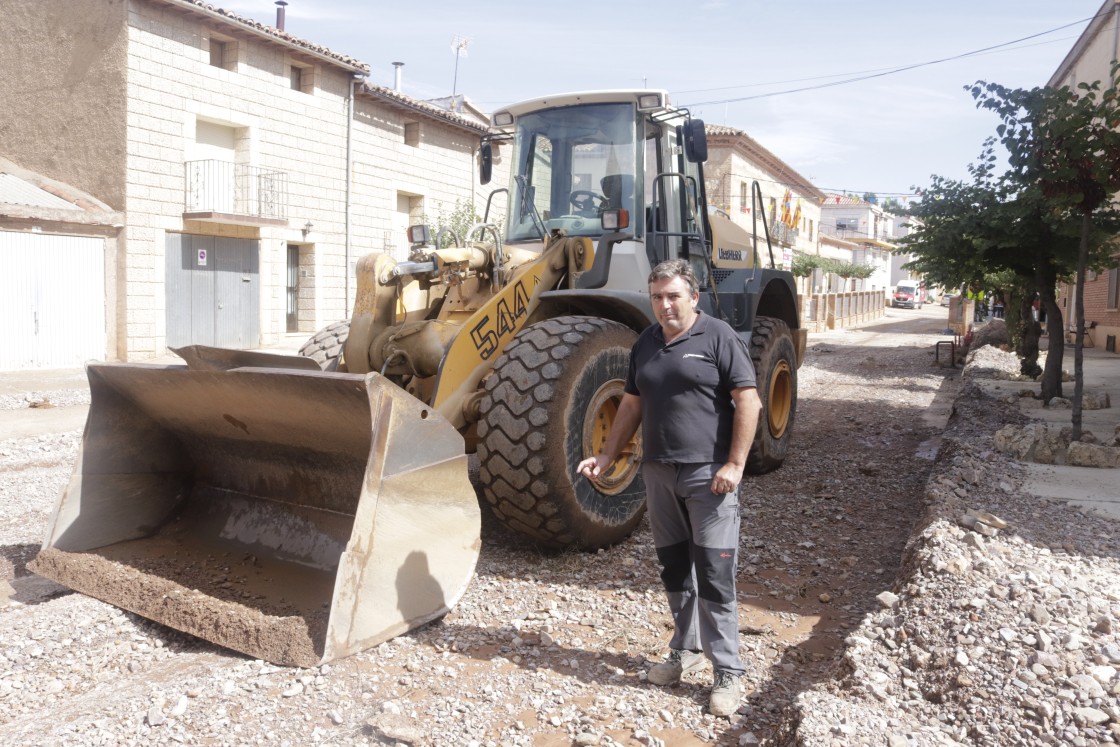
[1016,291,1042,378]
[1071,212,1091,441]
[1037,262,1064,402]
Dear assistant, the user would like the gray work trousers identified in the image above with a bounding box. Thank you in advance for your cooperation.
[642,461,744,676]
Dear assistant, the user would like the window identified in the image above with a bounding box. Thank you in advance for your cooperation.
[1108,265,1120,310]
[209,40,226,68]
[208,34,237,71]
[289,62,314,93]
[740,181,748,213]
[404,122,420,147]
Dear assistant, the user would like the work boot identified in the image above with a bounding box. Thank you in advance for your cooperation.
[646,649,705,686]
[709,669,743,717]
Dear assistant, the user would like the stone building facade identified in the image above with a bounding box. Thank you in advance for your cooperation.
[1049,0,1120,352]
[704,125,825,270]
[1,0,498,365]
[819,195,895,292]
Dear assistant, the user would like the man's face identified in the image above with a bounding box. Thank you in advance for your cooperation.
[649,275,699,338]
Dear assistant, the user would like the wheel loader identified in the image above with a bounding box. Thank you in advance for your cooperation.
[31,89,805,667]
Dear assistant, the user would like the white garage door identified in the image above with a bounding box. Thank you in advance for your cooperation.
[0,230,106,370]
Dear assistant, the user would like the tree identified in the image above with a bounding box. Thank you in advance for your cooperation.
[971,73,1120,438]
[790,253,821,279]
[790,253,820,295]
[899,141,1084,387]
[834,261,875,290]
[427,199,484,249]
[881,197,904,214]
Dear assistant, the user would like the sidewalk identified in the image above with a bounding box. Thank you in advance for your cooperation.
[968,342,1120,517]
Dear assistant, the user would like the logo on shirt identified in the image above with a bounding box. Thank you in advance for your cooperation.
[682,353,709,360]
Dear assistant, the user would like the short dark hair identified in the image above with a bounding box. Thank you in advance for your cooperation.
[649,259,699,294]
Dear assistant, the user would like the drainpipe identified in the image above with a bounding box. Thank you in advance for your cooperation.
[468,145,477,216]
[1114,2,1119,82]
[346,75,362,313]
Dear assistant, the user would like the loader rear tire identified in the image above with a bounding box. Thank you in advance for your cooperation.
[478,316,645,550]
[746,316,797,474]
[298,320,350,372]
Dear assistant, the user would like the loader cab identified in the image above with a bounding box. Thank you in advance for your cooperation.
[493,100,642,242]
[485,90,713,291]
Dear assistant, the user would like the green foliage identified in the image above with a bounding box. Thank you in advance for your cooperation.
[971,73,1120,220]
[790,253,821,278]
[905,69,1120,409]
[834,262,876,280]
[817,257,843,276]
[880,198,904,214]
[426,199,483,248]
[790,254,874,289]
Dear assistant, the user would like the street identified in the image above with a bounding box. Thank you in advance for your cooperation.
[0,305,970,745]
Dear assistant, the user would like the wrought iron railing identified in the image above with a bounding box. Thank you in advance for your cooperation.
[184,160,288,219]
[771,221,797,246]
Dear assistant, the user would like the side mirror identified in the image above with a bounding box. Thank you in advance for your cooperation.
[683,119,708,163]
[479,143,493,185]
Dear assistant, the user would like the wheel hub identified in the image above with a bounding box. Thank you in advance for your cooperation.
[583,379,641,495]
[768,360,793,438]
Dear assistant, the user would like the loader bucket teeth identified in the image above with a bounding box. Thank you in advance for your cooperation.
[29,357,480,667]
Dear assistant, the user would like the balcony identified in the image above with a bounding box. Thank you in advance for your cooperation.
[771,221,797,247]
[183,160,289,226]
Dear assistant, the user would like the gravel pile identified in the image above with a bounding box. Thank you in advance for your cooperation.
[789,344,1120,747]
[1,317,1115,746]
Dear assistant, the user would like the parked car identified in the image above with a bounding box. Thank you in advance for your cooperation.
[941,293,958,307]
[892,282,923,309]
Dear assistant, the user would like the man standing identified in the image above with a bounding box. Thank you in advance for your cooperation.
[576,259,762,718]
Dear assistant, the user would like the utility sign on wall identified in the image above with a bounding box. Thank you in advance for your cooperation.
[197,248,207,266]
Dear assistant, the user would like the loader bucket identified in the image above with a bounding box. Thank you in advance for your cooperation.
[29,354,480,668]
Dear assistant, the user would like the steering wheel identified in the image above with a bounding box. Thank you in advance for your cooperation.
[570,190,606,216]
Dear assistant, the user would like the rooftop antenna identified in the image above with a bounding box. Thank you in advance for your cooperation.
[450,34,471,112]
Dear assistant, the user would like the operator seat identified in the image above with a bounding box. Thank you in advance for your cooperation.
[600,174,634,214]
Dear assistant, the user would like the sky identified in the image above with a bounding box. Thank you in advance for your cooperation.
[227,0,1106,202]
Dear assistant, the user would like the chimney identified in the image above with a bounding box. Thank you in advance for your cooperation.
[392,62,404,92]
[275,1,287,31]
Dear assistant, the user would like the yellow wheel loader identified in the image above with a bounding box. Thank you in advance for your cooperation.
[32,90,804,666]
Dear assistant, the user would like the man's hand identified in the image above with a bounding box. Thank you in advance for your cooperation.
[711,462,744,495]
[577,453,612,482]
[714,386,760,494]
[578,393,642,485]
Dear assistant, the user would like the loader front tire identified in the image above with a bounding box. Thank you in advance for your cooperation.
[478,316,645,550]
[746,316,797,474]
[298,320,350,371]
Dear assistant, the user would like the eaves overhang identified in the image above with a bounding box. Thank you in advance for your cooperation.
[152,0,370,75]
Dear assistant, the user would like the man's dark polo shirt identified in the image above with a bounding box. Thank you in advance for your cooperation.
[624,310,757,465]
